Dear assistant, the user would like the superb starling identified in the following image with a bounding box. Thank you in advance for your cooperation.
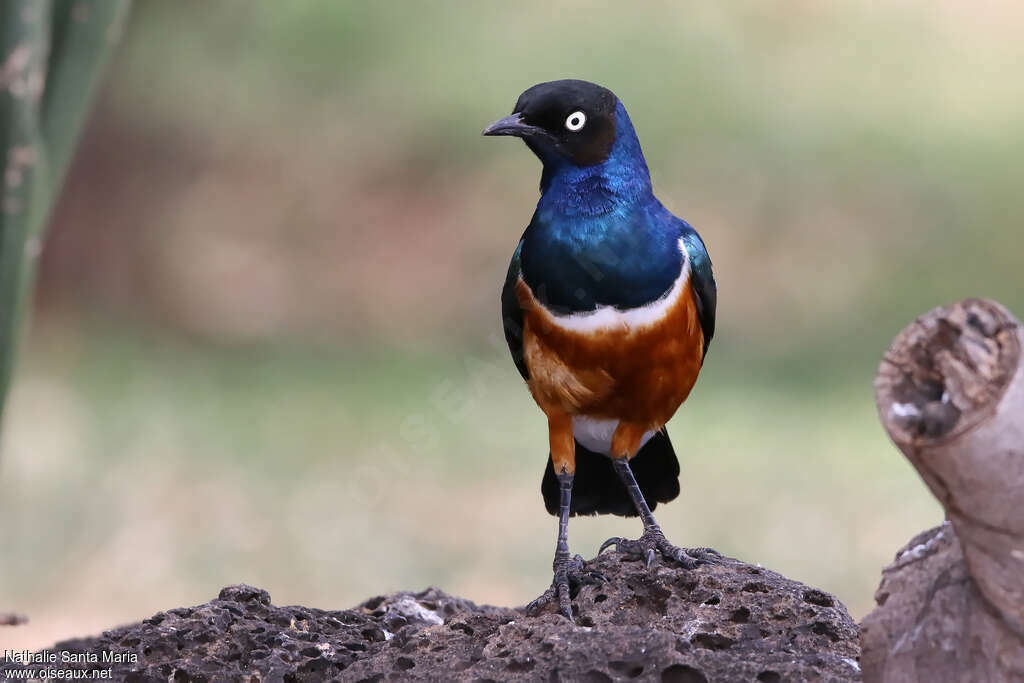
[484,80,718,621]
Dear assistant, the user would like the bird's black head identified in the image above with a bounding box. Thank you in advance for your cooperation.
[483,79,619,166]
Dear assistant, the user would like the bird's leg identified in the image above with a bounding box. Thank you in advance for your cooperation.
[525,415,603,622]
[600,439,720,569]
[524,471,601,621]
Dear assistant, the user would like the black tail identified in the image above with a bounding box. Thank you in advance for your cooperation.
[541,428,681,517]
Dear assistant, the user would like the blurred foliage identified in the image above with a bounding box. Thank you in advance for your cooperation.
[0,0,128,425]
[3,0,1022,650]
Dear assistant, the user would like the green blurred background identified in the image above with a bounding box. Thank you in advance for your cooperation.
[3,0,1022,650]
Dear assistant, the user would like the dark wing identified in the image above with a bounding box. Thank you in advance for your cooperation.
[681,226,716,358]
[501,239,529,380]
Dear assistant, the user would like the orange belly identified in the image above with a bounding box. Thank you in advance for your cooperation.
[517,275,705,462]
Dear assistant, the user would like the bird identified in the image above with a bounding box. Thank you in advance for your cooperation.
[483,79,719,621]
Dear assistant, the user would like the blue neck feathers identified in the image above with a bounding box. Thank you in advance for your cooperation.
[520,101,682,314]
[538,101,653,217]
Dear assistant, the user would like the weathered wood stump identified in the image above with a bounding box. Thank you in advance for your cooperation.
[863,298,1024,682]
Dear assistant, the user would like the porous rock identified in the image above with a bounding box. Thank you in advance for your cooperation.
[1,552,860,681]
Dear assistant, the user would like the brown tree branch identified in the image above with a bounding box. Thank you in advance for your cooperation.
[862,298,1024,682]
[0,612,26,626]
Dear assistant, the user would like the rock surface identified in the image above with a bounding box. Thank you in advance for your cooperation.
[860,523,1024,682]
[1,551,861,682]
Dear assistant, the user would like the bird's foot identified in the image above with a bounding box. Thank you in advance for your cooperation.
[525,554,605,623]
[599,527,721,570]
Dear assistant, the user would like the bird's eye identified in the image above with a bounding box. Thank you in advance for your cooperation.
[564,111,586,132]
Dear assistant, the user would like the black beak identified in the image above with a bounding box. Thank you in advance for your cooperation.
[482,112,544,138]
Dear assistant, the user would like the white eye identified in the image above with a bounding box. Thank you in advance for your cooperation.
[564,111,586,132]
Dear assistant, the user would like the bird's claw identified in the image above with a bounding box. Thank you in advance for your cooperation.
[525,554,604,623]
[600,529,721,570]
